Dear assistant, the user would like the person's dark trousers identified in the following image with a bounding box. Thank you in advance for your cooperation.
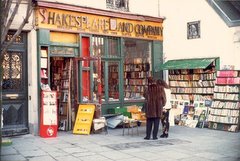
[146,117,160,139]
[146,118,154,139]
[161,110,170,134]
[152,117,160,138]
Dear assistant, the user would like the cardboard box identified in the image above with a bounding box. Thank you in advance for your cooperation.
[126,105,140,113]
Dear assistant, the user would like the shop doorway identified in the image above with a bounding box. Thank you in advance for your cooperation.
[50,57,77,131]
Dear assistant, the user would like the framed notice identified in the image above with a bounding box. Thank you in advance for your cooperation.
[187,21,200,39]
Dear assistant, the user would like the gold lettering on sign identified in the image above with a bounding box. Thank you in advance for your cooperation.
[37,8,163,40]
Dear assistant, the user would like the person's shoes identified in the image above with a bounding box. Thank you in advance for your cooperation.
[160,133,168,138]
[153,137,158,140]
[144,137,150,140]
[160,134,165,138]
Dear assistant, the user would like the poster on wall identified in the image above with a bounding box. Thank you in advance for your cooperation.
[40,91,58,138]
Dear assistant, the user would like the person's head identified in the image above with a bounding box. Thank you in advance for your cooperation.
[147,77,155,85]
[157,79,169,88]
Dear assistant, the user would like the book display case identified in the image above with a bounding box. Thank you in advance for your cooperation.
[169,68,216,101]
[208,70,240,132]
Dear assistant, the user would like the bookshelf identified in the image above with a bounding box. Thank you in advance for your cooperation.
[208,70,240,132]
[124,58,151,100]
[40,47,49,90]
[169,67,216,101]
[50,58,73,131]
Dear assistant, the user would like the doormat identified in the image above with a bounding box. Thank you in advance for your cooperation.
[104,139,191,150]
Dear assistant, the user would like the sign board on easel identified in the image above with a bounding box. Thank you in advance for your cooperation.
[40,91,58,138]
[73,104,95,135]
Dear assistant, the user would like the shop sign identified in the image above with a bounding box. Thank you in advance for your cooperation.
[36,8,163,40]
[50,46,76,56]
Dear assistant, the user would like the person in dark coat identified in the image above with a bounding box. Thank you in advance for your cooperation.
[144,77,166,140]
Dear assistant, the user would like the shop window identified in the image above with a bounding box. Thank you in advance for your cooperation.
[92,35,121,103]
[124,39,152,100]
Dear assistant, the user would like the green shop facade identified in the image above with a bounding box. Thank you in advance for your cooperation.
[36,2,164,130]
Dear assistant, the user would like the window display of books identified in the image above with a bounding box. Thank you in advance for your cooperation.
[208,70,240,132]
[124,58,150,100]
[40,48,49,85]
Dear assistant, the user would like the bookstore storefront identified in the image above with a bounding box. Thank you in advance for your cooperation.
[36,2,164,131]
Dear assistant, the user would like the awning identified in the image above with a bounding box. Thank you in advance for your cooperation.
[160,58,216,70]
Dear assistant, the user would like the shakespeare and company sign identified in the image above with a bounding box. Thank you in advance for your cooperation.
[36,8,163,40]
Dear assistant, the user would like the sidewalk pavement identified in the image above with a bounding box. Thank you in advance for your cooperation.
[1,125,240,161]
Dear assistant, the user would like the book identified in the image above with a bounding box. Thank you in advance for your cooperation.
[41,49,48,57]
[41,58,48,68]
[41,69,48,78]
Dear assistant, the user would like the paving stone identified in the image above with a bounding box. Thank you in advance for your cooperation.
[1,154,27,161]
[28,155,56,161]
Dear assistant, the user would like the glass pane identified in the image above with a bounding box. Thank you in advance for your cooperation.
[107,37,120,58]
[124,39,151,100]
[93,61,105,102]
[108,61,119,101]
[2,51,23,91]
[92,36,105,57]
[6,33,24,43]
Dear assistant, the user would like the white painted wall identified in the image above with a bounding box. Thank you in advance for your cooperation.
[27,30,39,135]
[10,2,33,30]
[39,0,160,16]
[158,0,240,69]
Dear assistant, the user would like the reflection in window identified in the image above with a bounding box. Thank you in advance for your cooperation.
[106,0,129,12]
[108,61,119,101]
[124,39,152,100]
[92,36,104,57]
